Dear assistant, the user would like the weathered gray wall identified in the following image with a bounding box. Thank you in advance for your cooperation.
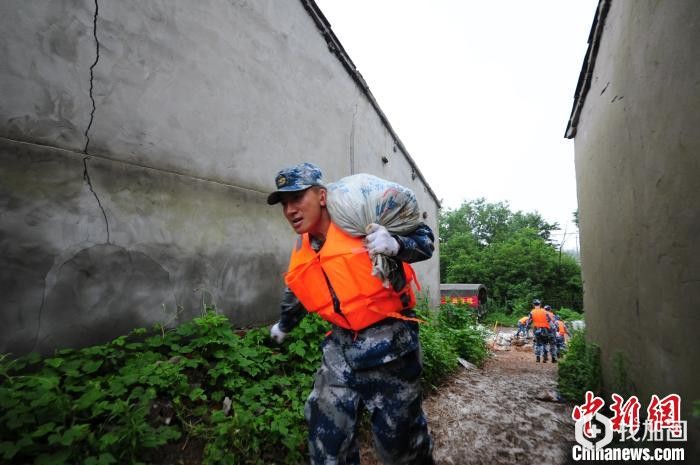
[573,0,699,454]
[0,0,440,355]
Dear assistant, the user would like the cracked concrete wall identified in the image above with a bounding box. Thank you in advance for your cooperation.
[0,0,440,355]
[573,0,700,453]
[1,138,291,354]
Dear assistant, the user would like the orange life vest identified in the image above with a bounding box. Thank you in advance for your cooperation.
[557,320,568,336]
[518,316,528,325]
[285,222,419,331]
[530,307,550,328]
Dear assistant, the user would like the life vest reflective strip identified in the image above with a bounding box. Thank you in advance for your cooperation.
[284,222,420,331]
[530,308,550,328]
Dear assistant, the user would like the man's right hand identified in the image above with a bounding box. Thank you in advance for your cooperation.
[270,322,287,344]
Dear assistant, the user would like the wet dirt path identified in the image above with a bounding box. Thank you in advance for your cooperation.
[360,328,575,465]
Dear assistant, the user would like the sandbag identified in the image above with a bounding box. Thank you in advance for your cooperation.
[326,174,421,284]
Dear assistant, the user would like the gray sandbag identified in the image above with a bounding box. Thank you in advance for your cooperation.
[326,174,421,284]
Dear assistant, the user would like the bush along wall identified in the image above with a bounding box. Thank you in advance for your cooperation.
[417,301,490,388]
[1,304,489,464]
[0,310,326,465]
[557,329,602,403]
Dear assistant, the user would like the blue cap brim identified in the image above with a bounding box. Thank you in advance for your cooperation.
[266,185,313,205]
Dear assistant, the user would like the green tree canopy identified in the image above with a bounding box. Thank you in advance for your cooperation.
[440,199,582,312]
[439,198,558,246]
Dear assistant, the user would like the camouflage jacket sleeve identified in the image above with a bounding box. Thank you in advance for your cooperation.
[392,222,435,264]
[277,286,307,333]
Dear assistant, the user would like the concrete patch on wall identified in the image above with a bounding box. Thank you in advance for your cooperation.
[39,244,175,351]
[0,137,290,354]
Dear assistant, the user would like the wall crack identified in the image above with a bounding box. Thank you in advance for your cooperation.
[83,157,110,243]
[84,0,100,155]
[31,279,48,352]
[81,0,109,243]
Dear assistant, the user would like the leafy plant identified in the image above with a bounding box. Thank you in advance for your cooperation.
[557,330,601,403]
[0,308,328,465]
[1,300,488,464]
[554,307,584,322]
[418,316,458,387]
[416,302,489,388]
[611,352,629,398]
[480,309,523,328]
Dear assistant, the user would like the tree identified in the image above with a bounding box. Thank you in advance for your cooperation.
[440,198,558,246]
[440,200,582,312]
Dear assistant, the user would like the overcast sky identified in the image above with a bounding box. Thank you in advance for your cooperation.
[314,0,599,251]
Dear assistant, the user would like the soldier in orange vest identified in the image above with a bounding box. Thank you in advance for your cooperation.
[516,315,529,338]
[544,305,558,362]
[555,317,569,354]
[526,299,556,363]
[267,163,435,465]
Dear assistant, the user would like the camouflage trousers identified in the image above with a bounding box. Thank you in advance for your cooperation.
[304,339,434,465]
[533,328,556,359]
[556,335,566,353]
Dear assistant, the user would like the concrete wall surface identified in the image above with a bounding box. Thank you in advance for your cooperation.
[0,0,440,355]
[574,0,699,455]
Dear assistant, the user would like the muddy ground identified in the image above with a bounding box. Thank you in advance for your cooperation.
[360,328,575,465]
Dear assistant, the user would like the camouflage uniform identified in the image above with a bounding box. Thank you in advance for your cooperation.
[548,317,559,360]
[278,225,435,465]
[532,328,550,359]
[555,320,568,354]
[527,310,556,362]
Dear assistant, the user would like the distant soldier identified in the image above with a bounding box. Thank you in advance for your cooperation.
[544,305,558,363]
[526,299,556,363]
[556,318,569,354]
[515,315,529,338]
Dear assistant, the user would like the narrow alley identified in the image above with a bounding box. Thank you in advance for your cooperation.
[361,329,574,465]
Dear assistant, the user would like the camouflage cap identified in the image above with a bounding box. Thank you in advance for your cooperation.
[267,162,324,205]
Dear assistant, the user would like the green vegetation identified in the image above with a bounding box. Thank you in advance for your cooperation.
[555,307,584,322]
[0,310,326,465]
[480,305,524,327]
[417,301,490,387]
[479,305,582,329]
[478,305,583,328]
[557,330,602,403]
[1,304,489,464]
[611,352,630,398]
[440,198,583,314]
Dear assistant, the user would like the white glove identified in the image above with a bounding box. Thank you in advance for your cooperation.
[270,322,287,344]
[365,223,400,257]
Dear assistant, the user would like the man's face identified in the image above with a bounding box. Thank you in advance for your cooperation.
[279,187,327,235]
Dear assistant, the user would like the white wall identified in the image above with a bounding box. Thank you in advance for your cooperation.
[0,0,440,354]
[573,0,700,451]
